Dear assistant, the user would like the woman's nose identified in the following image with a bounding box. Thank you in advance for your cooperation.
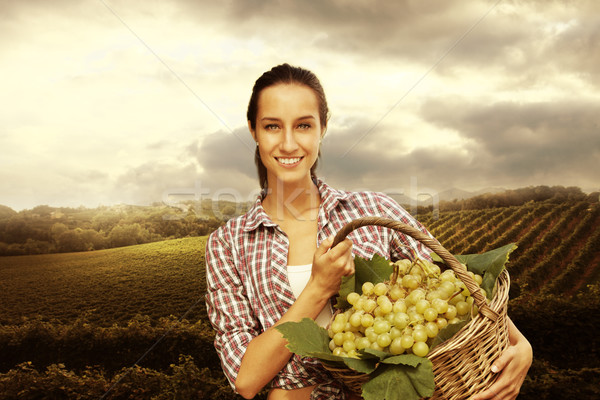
[281,128,299,152]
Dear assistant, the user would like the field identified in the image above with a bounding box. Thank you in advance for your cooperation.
[0,237,208,326]
[1,198,599,399]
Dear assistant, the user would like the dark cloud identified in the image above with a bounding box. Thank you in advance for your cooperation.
[420,98,600,188]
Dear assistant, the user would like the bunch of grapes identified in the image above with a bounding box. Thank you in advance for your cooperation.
[328,258,486,358]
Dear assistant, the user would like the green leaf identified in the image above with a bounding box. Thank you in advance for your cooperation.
[432,243,517,299]
[380,354,426,368]
[361,359,435,400]
[336,255,394,309]
[361,347,391,361]
[275,318,330,356]
[454,243,517,299]
[341,357,378,374]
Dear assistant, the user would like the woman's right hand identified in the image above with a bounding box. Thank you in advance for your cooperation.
[310,236,355,298]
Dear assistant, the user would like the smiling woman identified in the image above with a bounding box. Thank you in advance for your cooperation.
[203,64,532,400]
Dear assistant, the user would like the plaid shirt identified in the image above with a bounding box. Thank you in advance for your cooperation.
[205,179,432,399]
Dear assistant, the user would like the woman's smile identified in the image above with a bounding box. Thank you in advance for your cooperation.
[276,156,304,166]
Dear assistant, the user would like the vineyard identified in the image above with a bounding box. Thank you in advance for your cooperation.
[0,197,599,399]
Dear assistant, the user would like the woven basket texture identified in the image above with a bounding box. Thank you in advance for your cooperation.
[324,217,511,400]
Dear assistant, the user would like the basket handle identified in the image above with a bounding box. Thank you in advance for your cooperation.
[331,216,498,322]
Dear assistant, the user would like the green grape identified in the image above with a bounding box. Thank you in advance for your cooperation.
[373,320,391,335]
[376,332,392,348]
[389,285,405,300]
[384,312,395,324]
[356,337,371,350]
[331,320,345,333]
[393,298,408,313]
[390,327,403,339]
[389,337,405,355]
[439,281,455,299]
[425,322,439,338]
[374,282,389,296]
[426,290,442,302]
[412,341,429,357]
[332,347,344,356]
[436,317,448,330]
[373,306,384,318]
[361,313,374,328]
[432,298,449,314]
[449,292,465,306]
[333,332,344,346]
[370,342,384,351]
[415,299,431,314]
[400,334,414,349]
[329,339,336,351]
[347,292,360,305]
[393,312,410,329]
[448,317,461,325]
[334,313,347,324]
[402,274,419,290]
[408,310,425,324]
[474,274,483,286]
[440,270,456,282]
[378,300,393,315]
[423,307,438,322]
[349,311,363,327]
[343,331,355,342]
[365,327,378,343]
[343,339,356,352]
[445,305,457,320]
[362,282,375,295]
[347,349,359,358]
[354,297,365,312]
[412,328,428,343]
[455,300,470,316]
[395,259,412,274]
[363,299,377,313]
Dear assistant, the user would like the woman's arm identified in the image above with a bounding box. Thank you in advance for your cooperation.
[470,317,533,400]
[235,236,355,399]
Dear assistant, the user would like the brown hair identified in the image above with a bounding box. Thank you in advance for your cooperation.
[247,63,329,189]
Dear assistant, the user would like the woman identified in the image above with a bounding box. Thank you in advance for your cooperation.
[205,63,532,400]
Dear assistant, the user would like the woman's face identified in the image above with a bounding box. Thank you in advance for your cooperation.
[250,84,323,188]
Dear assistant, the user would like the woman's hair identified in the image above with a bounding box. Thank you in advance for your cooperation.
[247,63,329,189]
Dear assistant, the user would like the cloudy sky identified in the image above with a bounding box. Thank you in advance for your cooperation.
[2,0,599,211]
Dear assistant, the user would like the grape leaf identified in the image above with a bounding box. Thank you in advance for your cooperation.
[336,254,394,309]
[431,243,517,299]
[361,359,435,400]
[381,354,427,368]
[276,318,331,355]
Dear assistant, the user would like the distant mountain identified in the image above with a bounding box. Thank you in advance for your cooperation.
[437,187,507,202]
[389,187,507,206]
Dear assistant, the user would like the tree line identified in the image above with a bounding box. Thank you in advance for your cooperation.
[0,185,597,256]
[0,200,247,256]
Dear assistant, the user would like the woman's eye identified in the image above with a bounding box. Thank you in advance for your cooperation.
[265,124,279,130]
[298,123,311,130]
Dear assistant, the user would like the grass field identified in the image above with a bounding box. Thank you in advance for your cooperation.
[0,237,208,326]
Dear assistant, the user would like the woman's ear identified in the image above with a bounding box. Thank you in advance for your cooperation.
[248,120,257,143]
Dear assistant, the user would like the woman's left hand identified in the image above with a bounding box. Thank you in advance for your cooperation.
[470,318,532,400]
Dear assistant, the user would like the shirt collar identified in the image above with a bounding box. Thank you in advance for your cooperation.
[242,178,349,232]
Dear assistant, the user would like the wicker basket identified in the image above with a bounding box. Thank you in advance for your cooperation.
[326,216,511,400]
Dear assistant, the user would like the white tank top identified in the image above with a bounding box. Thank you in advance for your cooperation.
[287,264,333,328]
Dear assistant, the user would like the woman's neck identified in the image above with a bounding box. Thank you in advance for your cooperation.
[262,177,320,222]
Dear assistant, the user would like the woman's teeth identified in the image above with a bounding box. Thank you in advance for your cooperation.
[278,157,301,165]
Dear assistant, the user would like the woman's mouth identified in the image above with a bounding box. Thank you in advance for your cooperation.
[276,157,303,166]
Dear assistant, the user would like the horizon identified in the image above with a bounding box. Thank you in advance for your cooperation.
[3,182,596,213]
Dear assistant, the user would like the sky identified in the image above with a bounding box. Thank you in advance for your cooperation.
[1,0,599,211]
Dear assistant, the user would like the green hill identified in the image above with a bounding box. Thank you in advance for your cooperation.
[0,237,207,326]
